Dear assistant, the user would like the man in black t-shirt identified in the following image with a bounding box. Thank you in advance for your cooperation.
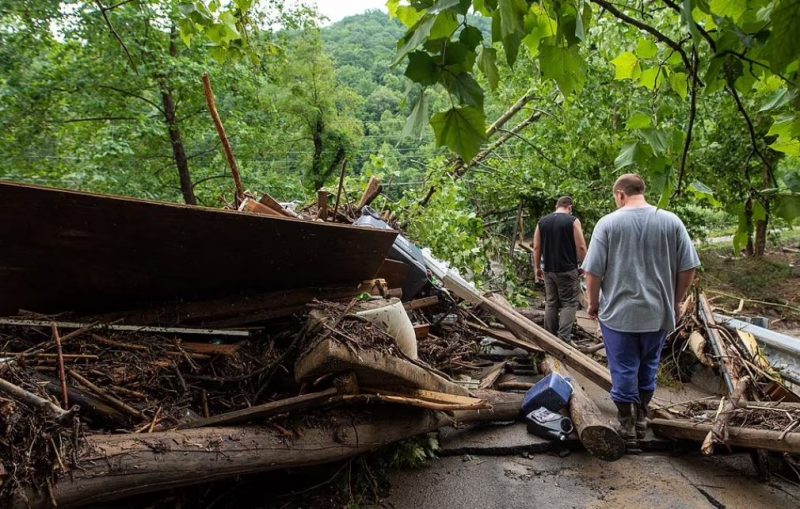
[532,196,588,342]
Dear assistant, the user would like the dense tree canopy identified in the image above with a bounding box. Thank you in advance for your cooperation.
[1,1,798,285]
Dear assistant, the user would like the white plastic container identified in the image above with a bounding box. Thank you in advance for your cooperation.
[355,298,418,359]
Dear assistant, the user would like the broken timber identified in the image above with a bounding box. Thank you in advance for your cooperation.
[540,356,625,461]
[0,181,396,315]
[294,338,469,396]
[480,294,612,391]
[20,392,519,509]
[0,318,250,337]
[650,418,800,455]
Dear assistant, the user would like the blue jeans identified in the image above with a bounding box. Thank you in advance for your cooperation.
[600,323,667,404]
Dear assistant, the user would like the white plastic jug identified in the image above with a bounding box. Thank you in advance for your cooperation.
[355,298,418,359]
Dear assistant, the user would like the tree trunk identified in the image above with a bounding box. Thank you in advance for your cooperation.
[744,197,754,256]
[754,201,769,257]
[312,115,324,191]
[161,32,195,205]
[21,392,521,509]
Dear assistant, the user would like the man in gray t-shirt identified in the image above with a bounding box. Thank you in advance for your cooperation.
[582,174,700,445]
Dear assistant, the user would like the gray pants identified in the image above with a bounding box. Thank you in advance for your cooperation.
[543,270,579,342]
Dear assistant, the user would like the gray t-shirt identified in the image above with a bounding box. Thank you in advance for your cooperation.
[582,205,700,333]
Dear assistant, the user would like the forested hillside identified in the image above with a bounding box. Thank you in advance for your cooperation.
[1,2,799,286]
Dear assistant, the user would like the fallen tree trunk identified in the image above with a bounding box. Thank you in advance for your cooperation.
[650,418,800,455]
[540,357,625,461]
[22,391,518,508]
[481,294,612,391]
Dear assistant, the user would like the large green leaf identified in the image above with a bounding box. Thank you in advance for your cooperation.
[430,11,460,39]
[498,0,527,39]
[767,114,800,156]
[611,52,640,80]
[626,112,653,130]
[522,5,557,57]
[396,6,426,28]
[641,128,669,154]
[636,39,658,59]
[615,141,649,169]
[405,51,441,85]
[538,45,586,96]
[759,88,795,112]
[709,0,746,21]
[430,106,487,161]
[444,72,485,107]
[639,67,665,91]
[402,90,430,139]
[762,0,800,72]
[774,193,800,223]
[478,46,500,91]
[393,14,437,66]
[459,26,483,49]
[669,71,688,99]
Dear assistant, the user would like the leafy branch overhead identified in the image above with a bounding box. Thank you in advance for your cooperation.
[387,1,800,213]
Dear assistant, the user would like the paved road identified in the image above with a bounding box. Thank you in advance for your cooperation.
[380,451,800,509]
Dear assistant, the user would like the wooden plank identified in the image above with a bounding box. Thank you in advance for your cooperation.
[180,388,339,429]
[0,318,250,337]
[650,418,800,455]
[413,323,430,340]
[481,294,612,391]
[356,176,382,210]
[403,296,440,312]
[181,342,241,356]
[468,322,544,353]
[0,182,397,315]
[258,193,299,218]
[478,361,507,390]
[238,197,283,217]
[294,338,469,396]
[376,259,410,291]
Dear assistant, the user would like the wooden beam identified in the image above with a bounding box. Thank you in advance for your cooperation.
[356,176,382,210]
[480,294,612,391]
[180,388,339,429]
[403,296,440,311]
[650,418,800,455]
[541,356,625,461]
[0,318,250,337]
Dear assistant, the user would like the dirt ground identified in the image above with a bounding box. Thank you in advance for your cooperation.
[699,242,800,334]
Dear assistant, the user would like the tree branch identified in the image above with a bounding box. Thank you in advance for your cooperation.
[495,128,569,174]
[47,116,137,123]
[660,0,717,52]
[592,0,693,74]
[97,85,164,113]
[727,84,777,187]
[94,0,138,72]
[674,49,699,197]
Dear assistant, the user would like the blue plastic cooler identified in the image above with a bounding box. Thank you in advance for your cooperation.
[522,373,573,413]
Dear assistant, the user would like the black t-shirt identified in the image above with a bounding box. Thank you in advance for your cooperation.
[538,212,578,273]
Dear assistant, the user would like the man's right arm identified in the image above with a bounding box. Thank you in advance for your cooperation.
[585,272,602,319]
[533,225,543,282]
[573,219,588,263]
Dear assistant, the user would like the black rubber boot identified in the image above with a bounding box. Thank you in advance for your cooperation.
[636,391,653,439]
[615,402,640,452]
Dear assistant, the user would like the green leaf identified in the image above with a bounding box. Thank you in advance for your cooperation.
[636,39,658,59]
[393,14,437,66]
[444,72,485,107]
[405,51,441,85]
[759,88,795,112]
[522,5,557,56]
[611,52,641,80]
[233,0,253,11]
[641,128,669,154]
[430,11,459,40]
[396,6,426,28]
[402,90,430,139]
[681,0,702,44]
[626,112,653,130]
[430,106,487,161]
[687,181,721,206]
[639,67,665,91]
[762,0,800,72]
[539,45,586,96]
[774,193,800,223]
[498,0,527,39]
[432,0,462,12]
[387,0,400,18]
[478,46,500,91]
[709,0,746,21]
[615,142,649,170]
[767,114,800,156]
[669,71,689,99]
[459,26,483,49]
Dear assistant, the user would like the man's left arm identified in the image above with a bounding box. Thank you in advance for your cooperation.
[573,219,588,264]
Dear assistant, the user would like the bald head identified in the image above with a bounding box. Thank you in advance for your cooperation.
[613,174,646,196]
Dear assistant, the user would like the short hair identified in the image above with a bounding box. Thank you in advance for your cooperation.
[556,196,573,208]
[613,174,646,196]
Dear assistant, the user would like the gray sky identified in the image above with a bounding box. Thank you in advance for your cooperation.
[313,0,387,23]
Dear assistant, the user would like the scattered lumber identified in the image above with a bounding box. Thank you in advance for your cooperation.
[356,176,382,210]
[25,392,517,509]
[404,295,440,311]
[238,197,284,217]
[180,388,340,429]
[259,193,299,218]
[295,338,469,396]
[540,356,625,461]
[479,294,612,391]
[650,418,800,455]
[0,318,250,337]
[468,321,543,353]
[0,376,77,425]
[478,361,507,390]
